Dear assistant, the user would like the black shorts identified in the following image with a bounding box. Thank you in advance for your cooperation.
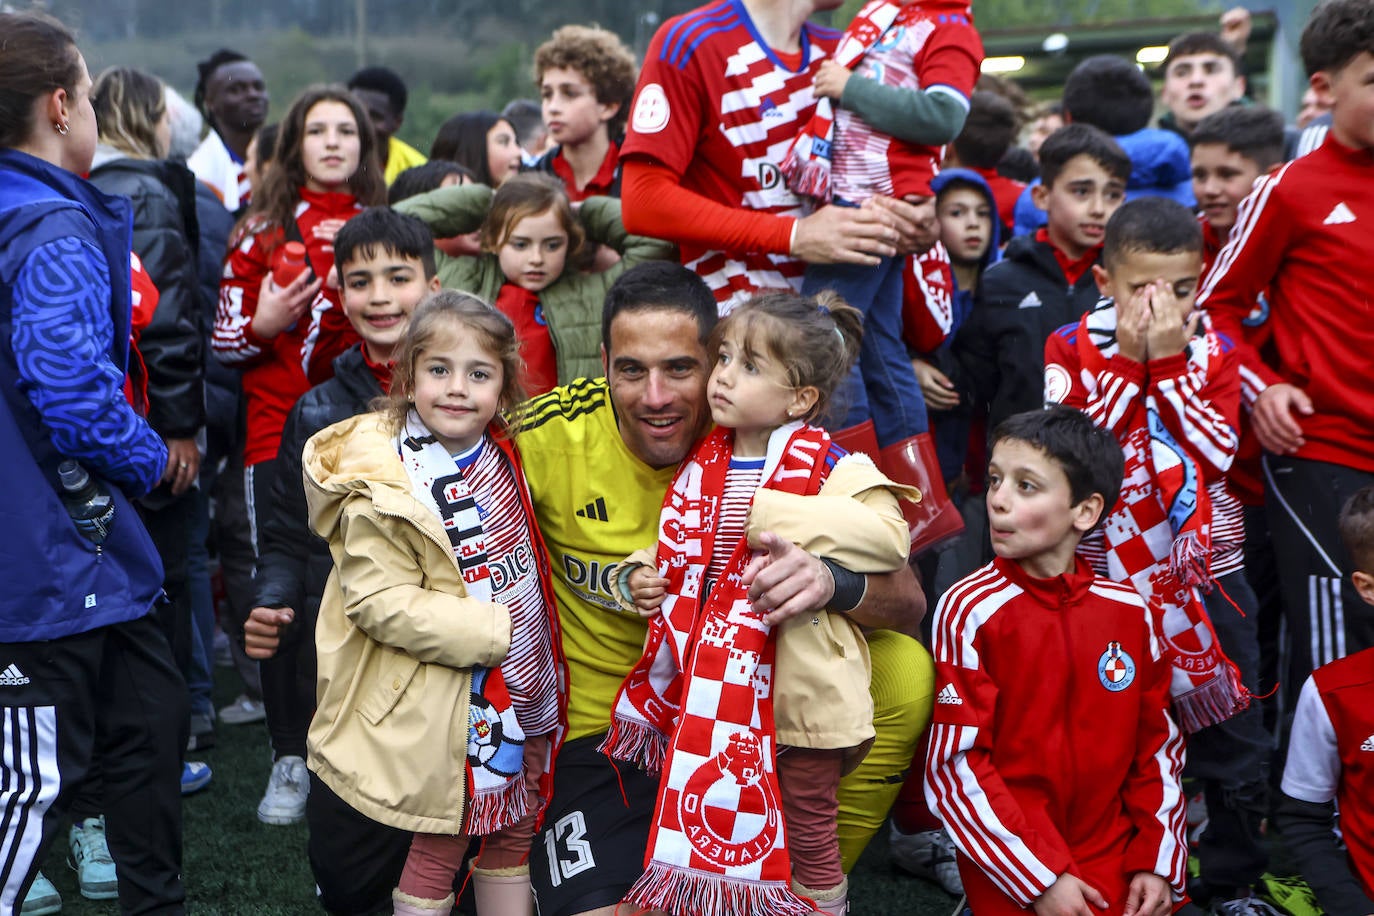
[529,732,659,916]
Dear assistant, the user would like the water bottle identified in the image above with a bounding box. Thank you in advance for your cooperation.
[271,241,309,288]
[57,460,115,546]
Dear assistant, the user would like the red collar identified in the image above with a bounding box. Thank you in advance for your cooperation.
[995,554,1096,608]
[551,141,619,201]
[360,345,393,393]
[1036,227,1100,286]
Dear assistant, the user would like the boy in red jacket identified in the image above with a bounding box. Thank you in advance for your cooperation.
[926,405,1186,916]
[1277,484,1374,916]
[1196,0,1374,690]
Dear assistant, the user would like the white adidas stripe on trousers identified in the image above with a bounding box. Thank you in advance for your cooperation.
[0,706,61,912]
[1263,458,1347,669]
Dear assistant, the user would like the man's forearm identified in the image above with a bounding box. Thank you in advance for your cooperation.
[847,564,923,637]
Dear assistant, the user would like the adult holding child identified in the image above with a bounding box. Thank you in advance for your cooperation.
[618,0,963,550]
[0,12,186,913]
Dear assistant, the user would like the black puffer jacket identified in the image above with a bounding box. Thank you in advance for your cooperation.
[191,179,241,467]
[253,346,384,618]
[88,149,205,439]
[951,232,1103,432]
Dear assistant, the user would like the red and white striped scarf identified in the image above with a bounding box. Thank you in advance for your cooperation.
[780,0,902,202]
[603,423,834,916]
[396,412,530,834]
[1076,309,1249,733]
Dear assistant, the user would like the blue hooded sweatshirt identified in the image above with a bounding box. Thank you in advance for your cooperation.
[931,167,1003,343]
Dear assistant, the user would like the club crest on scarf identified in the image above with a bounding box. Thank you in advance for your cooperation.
[678,729,782,868]
[468,666,525,777]
[605,425,835,916]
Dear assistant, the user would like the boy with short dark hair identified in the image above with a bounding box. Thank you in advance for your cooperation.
[1047,197,1274,916]
[926,404,1186,916]
[246,207,440,829]
[529,24,638,201]
[1198,0,1374,706]
[1277,485,1374,916]
[1159,32,1247,138]
[1190,105,1285,269]
[955,123,1128,433]
[347,67,427,186]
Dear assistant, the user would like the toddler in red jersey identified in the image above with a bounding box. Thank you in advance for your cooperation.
[927,406,1186,916]
[783,0,983,550]
[1278,485,1374,915]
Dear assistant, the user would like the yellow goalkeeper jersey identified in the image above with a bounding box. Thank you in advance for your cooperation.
[517,379,676,742]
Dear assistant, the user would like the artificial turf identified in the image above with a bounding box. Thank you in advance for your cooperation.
[39,679,959,915]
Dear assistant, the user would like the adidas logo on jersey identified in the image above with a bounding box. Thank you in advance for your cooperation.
[937,683,962,705]
[1362,734,1374,752]
[0,664,30,686]
[576,496,609,522]
[1017,291,1042,309]
[1324,202,1357,225]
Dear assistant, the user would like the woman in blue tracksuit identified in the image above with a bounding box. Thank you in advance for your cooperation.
[0,12,187,914]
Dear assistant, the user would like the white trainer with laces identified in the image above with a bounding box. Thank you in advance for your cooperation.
[258,755,309,825]
[890,824,964,897]
[69,815,118,900]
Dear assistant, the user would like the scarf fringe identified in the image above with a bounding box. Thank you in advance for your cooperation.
[624,861,815,916]
[597,717,668,773]
[464,766,530,836]
[1172,659,1250,734]
[779,147,831,202]
[1170,531,1210,588]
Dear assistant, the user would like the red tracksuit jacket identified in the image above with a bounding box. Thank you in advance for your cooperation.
[926,557,1187,915]
[213,187,362,466]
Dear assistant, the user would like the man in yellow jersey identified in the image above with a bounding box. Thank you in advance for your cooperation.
[242,262,933,915]
[519,262,933,916]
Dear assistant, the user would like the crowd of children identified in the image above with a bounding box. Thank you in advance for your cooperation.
[5,0,1374,914]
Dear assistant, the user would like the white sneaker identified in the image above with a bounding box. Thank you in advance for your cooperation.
[890,824,964,896]
[20,871,61,915]
[218,694,266,725]
[257,755,309,825]
[68,815,118,899]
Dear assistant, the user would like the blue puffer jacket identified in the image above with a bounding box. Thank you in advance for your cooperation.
[0,148,167,642]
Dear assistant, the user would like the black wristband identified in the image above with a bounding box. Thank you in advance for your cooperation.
[820,558,867,612]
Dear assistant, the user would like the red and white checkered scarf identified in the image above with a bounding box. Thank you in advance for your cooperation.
[1076,308,1249,733]
[603,423,834,916]
[780,0,902,202]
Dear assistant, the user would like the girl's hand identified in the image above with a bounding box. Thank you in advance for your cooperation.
[1122,873,1172,916]
[913,359,960,411]
[251,270,323,340]
[628,566,669,617]
[814,60,852,100]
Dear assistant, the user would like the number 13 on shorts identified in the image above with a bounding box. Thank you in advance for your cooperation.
[543,810,597,886]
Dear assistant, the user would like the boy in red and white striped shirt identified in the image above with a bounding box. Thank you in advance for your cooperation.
[926,406,1185,916]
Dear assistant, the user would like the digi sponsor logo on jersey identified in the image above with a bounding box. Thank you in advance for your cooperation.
[632,83,671,134]
[561,554,620,608]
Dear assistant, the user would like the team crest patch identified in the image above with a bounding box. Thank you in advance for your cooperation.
[677,730,781,867]
[1098,641,1136,692]
[632,83,671,134]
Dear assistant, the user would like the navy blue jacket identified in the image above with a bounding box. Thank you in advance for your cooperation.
[0,148,167,641]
